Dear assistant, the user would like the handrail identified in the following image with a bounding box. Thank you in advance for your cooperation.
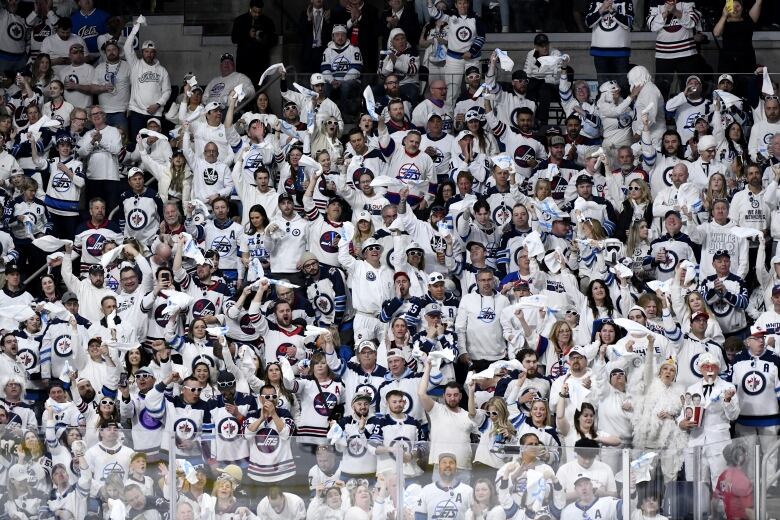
[760,437,780,517]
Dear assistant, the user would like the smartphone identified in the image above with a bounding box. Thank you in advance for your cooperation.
[161,272,171,283]
[119,372,128,387]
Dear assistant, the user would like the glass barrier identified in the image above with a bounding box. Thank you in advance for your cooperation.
[2,424,772,519]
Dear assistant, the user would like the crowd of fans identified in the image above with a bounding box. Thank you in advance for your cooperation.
[0,0,773,519]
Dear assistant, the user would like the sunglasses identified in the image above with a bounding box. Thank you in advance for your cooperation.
[184,386,202,393]
[261,394,278,400]
[627,186,641,191]
[488,411,500,417]
[326,121,338,126]
[217,381,235,389]
[565,310,579,316]
[408,250,423,256]
[714,249,730,256]
[99,399,114,406]
[135,373,153,379]
[365,245,381,252]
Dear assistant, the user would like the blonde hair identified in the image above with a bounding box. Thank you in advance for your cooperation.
[486,396,516,438]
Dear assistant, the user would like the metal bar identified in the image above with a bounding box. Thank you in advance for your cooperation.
[621,448,630,520]
[169,434,177,520]
[394,442,405,520]
[23,262,48,286]
[693,446,701,520]
[755,443,762,520]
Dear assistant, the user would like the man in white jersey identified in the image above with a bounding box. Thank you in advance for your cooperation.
[415,453,473,519]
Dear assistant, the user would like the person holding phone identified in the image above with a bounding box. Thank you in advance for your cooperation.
[245,384,297,483]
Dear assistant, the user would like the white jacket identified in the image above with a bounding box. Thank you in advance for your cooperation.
[123,24,171,116]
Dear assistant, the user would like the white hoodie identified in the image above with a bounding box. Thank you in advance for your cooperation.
[123,23,171,116]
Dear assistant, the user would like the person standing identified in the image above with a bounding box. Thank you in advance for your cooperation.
[230,0,277,85]
[585,0,634,87]
[713,0,763,97]
[123,16,171,139]
[647,0,701,99]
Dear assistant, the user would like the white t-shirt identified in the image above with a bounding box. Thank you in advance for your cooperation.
[427,402,476,469]
[57,62,96,109]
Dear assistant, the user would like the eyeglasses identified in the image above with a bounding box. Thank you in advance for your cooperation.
[346,478,370,490]
[408,250,423,256]
[217,381,234,389]
[73,117,87,121]
[261,394,278,400]
[283,105,297,111]
[466,74,480,80]
[183,386,202,393]
[627,186,641,191]
[365,245,381,252]
[385,80,398,85]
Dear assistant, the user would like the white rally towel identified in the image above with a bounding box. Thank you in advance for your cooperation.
[714,89,742,109]
[297,154,323,174]
[180,232,206,266]
[494,48,515,71]
[647,279,672,295]
[370,175,404,189]
[108,499,127,520]
[448,195,478,214]
[232,83,246,103]
[614,318,654,336]
[293,82,318,98]
[247,257,265,282]
[185,106,205,122]
[680,260,699,285]
[677,182,704,216]
[135,14,147,25]
[522,231,545,259]
[363,86,379,121]
[100,245,126,268]
[258,63,286,87]
[32,236,72,252]
[763,67,775,96]
[731,226,762,239]
[138,128,168,141]
[0,305,36,323]
[490,153,514,171]
[543,249,562,274]
[205,325,229,337]
[305,325,330,337]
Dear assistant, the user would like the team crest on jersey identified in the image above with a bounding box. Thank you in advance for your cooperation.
[600,12,617,30]
[513,145,536,168]
[684,112,704,131]
[51,172,72,192]
[17,349,37,370]
[174,418,198,440]
[366,271,377,281]
[690,352,704,378]
[203,168,219,185]
[398,391,414,413]
[7,22,23,41]
[53,335,72,356]
[319,231,339,253]
[85,233,107,257]
[101,461,126,481]
[192,298,217,318]
[255,427,280,453]
[398,163,421,182]
[313,392,338,416]
[389,436,412,459]
[658,249,679,272]
[661,166,675,188]
[618,108,634,128]
[742,370,766,395]
[432,499,461,519]
[477,307,496,322]
[127,208,148,230]
[455,25,472,42]
[664,19,683,33]
[210,82,226,97]
[239,314,256,335]
[332,55,351,73]
[492,204,511,226]
[154,304,170,327]
[314,293,334,315]
[138,409,163,429]
[210,236,232,256]
[276,343,297,360]
[217,417,241,440]
[32,23,51,43]
[347,434,367,456]
[244,150,266,170]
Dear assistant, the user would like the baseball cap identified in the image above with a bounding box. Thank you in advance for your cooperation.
[352,391,373,404]
[686,75,701,86]
[772,283,780,295]
[718,74,734,84]
[361,237,383,252]
[574,473,593,484]
[199,258,215,268]
[332,24,348,34]
[141,40,156,50]
[8,465,29,482]
[575,174,594,186]
[438,452,458,463]
[428,272,445,285]
[713,249,731,260]
[4,264,19,274]
[88,264,105,274]
[357,340,377,352]
[220,52,235,62]
[62,291,78,303]
[427,112,443,121]
[568,346,587,359]
[549,135,565,147]
[135,366,153,376]
[465,65,480,77]
[205,101,221,112]
[147,117,161,127]
[455,130,474,141]
[422,303,443,316]
[466,240,486,251]
[405,241,424,254]
[534,33,549,46]
[393,271,410,282]
[310,73,326,86]
[127,167,144,178]
[691,311,709,321]
[69,43,84,52]
[356,210,371,223]
[664,210,682,220]
[386,348,405,360]
[278,192,293,203]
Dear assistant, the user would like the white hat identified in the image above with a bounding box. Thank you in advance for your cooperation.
[310,73,326,86]
[205,101,221,112]
[456,130,474,141]
[718,74,734,84]
[697,134,717,151]
[598,80,620,93]
[356,210,372,223]
[361,237,382,252]
[428,272,445,285]
[141,40,156,50]
[332,24,348,34]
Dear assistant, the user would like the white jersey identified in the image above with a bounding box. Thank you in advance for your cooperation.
[265,214,308,274]
[201,219,243,271]
[561,497,621,520]
[415,481,473,520]
[183,152,234,201]
[203,71,255,108]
